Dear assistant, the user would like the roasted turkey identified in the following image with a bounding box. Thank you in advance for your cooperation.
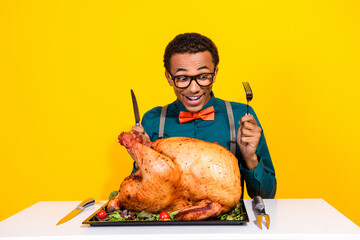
[108,130,241,220]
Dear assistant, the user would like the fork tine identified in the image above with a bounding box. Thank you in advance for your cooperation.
[248,84,252,94]
[243,82,249,92]
[242,82,248,93]
[242,82,253,114]
[242,82,252,96]
[247,83,252,94]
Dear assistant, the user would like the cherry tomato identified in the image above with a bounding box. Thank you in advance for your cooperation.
[97,210,107,219]
[159,211,170,220]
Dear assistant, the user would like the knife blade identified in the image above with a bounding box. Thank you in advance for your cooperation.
[56,198,95,226]
[253,196,270,229]
[131,89,140,126]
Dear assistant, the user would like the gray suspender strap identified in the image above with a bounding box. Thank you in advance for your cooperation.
[158,104,168,139]
[225,101,237,155]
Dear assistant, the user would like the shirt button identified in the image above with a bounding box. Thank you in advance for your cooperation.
[196,125,200,128]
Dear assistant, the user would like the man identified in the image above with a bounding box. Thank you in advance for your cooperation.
[131,33,276,198]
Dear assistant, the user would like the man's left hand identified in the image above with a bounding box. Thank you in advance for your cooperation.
[237,114,262,170]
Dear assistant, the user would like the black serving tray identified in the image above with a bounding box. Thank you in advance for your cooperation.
[82,200,249,226]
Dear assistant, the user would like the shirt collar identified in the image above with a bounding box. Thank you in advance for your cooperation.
[175,91,217,112]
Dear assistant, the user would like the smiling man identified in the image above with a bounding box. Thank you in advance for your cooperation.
[166,51,215,113]
[131,33,276,198]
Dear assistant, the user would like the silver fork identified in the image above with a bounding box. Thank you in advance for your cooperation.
[242,82,253,114]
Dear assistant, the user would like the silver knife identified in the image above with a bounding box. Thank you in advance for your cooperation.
[131,89,140,126]
[56,198,95,225]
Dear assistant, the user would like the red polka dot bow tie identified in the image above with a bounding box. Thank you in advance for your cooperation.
[178,106,215,124]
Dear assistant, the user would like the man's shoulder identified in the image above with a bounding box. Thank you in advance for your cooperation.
[230,101,248,112]
[215,97,248,111]
[214,97,260,120]
[143,106,162,120]
[142,107,162,136]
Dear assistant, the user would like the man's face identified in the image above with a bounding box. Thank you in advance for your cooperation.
[166,51,217,113]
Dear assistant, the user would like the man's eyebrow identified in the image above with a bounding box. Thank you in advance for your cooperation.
[197,66,210,71]
[174,68,187,74]
[174,66,210,74]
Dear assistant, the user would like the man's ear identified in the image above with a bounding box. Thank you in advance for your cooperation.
[165,71,173,86]
[213,66,219,83]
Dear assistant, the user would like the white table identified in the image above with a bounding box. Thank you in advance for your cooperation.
[0,199,359,240]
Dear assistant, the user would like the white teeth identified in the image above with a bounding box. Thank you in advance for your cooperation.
[187,96,201,101]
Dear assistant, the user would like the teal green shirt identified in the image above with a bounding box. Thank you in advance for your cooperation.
[135,92,276,198]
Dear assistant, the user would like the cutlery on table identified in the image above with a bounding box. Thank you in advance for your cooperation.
[56,198,95,226]
[242,82,253,114]
[253,195,270,229]
[131,89,140,126]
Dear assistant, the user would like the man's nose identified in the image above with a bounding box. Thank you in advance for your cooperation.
[188,79,201,92]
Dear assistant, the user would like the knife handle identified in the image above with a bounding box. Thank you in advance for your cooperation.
[78,198,95,209]
[254,195,265,211]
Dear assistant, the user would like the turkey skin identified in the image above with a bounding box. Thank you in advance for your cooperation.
[108,130,241,220]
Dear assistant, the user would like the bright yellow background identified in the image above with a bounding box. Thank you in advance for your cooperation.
[1,0,359,226]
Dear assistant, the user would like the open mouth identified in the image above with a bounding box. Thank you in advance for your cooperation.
[184,95,203,105]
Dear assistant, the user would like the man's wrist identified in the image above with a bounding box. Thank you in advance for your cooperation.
[245,154,259,170]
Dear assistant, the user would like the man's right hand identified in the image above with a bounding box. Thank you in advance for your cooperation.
[131,124,150,142]
[128,124,150,169]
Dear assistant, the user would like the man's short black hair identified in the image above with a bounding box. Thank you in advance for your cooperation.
[163,33,219,74]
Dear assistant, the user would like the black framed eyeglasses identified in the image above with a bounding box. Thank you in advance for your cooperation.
[169,72,215,89]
